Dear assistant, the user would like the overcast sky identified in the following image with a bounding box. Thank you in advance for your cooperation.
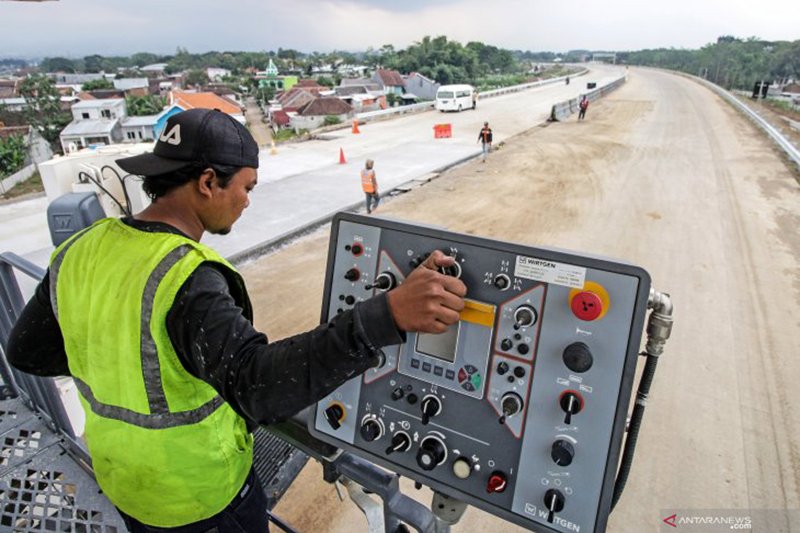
[1,0,798,58]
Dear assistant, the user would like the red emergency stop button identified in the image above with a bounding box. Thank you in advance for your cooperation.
[486,471,507,493]
[571,291,603,321]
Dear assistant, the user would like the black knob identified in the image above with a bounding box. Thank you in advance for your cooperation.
[544,489,565,523]
[360,418,382,442]
[367,272,396,291]
[323,404,344,430]
[560,392,583,425]
[517,343,529,355]
[391,387,405,401]
[551,439,575,466]
[344,295,356,305]
[420,396,441,425]
[406,393,418,405]
[497,361,510,375]
[513,305,538,327]
[385,432,411,455]
[493,274,510,290]
[563,342,593,373]
[513,366,526,378]
[500,339,513,352]
[416,437,446,471]
[344,268,360,282]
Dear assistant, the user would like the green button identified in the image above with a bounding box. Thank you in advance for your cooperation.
[471,373,482,388]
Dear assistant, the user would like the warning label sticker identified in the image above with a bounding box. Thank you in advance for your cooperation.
[514,256,586,289]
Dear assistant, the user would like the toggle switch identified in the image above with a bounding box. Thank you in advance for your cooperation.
[560,391,584,425]
[420,395,442,425]
[385,432,411,455]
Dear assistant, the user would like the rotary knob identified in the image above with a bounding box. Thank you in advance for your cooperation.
[563,342,593,373]
[544,489,565,523]
[551,439,575,466]
[323,403,345,430]
[360,417,383,442]
[493,274,511,290]
[420,395,442,425]
[416,436,447,471]
[344,267,360,282]
[385,432,412,455]
[438,261,462,278]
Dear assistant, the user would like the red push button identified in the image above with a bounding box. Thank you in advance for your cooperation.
[571,291,603,321]
[486,472,507,493]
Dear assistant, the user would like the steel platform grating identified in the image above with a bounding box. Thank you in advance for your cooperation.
[0,399,126,532]
[252,427,308,509]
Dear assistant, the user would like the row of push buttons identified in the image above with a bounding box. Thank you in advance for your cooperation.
[410,359,456,381]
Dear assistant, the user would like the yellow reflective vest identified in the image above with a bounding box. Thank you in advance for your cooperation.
[50,218,252,527]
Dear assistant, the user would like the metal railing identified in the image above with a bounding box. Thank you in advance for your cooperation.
[687,74,800,170]
[0,252,90,462]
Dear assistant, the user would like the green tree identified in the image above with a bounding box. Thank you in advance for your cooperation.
[19,75,71,154]
[323,115,341,126]
[184,69,209,88]
[83,55,105,73]
[125,95,166,116]
[40,56,78,72]
[82,78,114,91]
[0,134,27,177]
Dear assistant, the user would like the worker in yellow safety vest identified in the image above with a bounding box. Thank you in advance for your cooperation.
[6,109,467,532]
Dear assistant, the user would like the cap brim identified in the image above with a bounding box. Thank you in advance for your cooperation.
[116,152,192,176]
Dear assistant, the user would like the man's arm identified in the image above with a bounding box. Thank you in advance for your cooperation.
[6,271,71,377]
[170,252,465,426]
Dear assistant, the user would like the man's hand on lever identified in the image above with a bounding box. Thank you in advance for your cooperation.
[386,250,467,334]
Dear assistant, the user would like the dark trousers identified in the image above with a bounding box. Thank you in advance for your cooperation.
[578,108,587,120]
[118,468,270,532]
[365,192,380,213]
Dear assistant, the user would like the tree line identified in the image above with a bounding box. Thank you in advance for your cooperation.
[619,36,800,90]
[27,37,528,85]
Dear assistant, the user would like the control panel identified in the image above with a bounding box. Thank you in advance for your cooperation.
[310,213,651,533]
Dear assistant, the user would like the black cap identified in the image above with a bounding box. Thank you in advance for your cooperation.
[116,108,259,176]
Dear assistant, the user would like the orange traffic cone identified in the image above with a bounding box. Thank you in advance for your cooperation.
[352,119,360,134]
[339,148,347,164]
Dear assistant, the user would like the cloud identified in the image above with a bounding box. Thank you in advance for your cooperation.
[1,0,798,57]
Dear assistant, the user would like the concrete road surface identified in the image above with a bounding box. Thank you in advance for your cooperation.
[239,67,800,532]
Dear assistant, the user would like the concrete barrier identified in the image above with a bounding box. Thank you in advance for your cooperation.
[548,75,627,122]
[0,163,37,195]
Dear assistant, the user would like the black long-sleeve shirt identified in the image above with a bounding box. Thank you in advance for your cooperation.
[6,218,404,427]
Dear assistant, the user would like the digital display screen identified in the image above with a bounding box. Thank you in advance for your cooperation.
[415,323,460,363]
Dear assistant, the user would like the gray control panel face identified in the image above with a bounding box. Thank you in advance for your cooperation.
[311,214,650,533]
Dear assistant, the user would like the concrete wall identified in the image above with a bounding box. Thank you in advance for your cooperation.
[291,112,351,132]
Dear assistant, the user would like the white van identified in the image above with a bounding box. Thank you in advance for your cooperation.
[435,84,476,112]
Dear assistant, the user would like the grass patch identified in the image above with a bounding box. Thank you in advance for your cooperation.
[273,129,308,142]
[1,171,44,200]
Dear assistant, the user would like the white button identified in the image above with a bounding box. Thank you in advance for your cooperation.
[452,458,472,479]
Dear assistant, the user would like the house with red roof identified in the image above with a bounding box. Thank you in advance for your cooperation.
[290,97,353,131]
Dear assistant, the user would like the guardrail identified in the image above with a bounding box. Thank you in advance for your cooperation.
[686,74,800,170]
[548,75,627,122]
[355,69,589,124]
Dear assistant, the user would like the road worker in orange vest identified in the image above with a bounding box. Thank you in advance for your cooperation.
[361,159,380,214]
